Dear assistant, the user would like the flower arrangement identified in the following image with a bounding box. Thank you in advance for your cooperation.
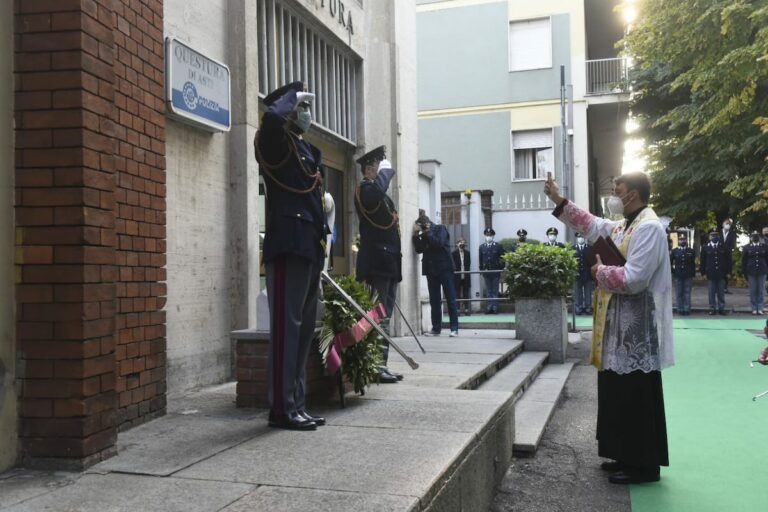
[319,275,384,394]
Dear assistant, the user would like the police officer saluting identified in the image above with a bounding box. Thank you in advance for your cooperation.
[700,229,728,315]
[572,232,594,315]
[543,227,565,248]
[479,227,505,314]
[354,145,403,384]
[255,81,328,431]
[670,232,696,316]
[741,230,768,315]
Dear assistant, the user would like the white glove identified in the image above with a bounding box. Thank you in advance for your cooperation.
[378,159,392,171]
[296,91,315,105]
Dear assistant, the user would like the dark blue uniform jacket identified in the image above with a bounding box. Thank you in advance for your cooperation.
[256,88,327,264]
[355,168,402,282]
[700,242,728,281]
[572,243,593,282]
[413,224,454,277]
[479,242,505,271]
[670,246,696,279]
[741,243,768,276]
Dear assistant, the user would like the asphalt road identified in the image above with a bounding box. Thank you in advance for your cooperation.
[491,337,632,512]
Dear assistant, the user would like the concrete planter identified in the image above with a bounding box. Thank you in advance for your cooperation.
[515,297,568,364]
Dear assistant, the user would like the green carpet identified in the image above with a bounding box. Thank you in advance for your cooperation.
[630,324,768,512]
[450,314,765,331]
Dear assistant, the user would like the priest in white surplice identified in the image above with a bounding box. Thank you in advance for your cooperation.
[544,171,674,485]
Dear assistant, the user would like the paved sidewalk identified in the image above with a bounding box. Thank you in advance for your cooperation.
[0,333,520,512]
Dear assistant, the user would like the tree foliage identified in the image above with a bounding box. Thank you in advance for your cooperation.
[622,0,768,230]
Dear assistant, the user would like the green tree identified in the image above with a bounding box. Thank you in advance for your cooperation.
[622,0,768,230]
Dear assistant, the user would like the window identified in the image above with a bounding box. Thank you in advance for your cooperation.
[512,129,553,180]
[257,0,359,142]
[509,18,552,72]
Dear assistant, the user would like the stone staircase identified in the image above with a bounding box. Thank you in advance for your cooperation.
[388,328,575,456]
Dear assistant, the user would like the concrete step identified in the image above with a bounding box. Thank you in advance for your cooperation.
[475,351,548,403]
[511,362,575,455]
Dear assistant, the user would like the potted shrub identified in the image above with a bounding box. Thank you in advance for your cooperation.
[502,243,577,363]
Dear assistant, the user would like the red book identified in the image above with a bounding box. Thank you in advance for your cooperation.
[586,236,626,267]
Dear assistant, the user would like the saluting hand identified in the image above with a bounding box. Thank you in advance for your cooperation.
[591,254,602,280]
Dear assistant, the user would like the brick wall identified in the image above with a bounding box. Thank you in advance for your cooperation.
[111,0,166,430]
[14,0,166,467]
[235,335,346,408]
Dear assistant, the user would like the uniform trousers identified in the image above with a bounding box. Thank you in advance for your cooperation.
[483,272,501,313]
[707,278,726,312]
[746,274,766,312]
[674,277,692,314]
[266,255,321,420]
[366,276,398,365]
[574,279,594,314]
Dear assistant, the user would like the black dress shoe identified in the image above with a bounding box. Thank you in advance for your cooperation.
[378,371,398,384]
[708,310,715,316]
[600,460,625,472]
[609,468,660,485]
[268,410,317,431]
[718,310,727,316]
[299,410,326,426]
[381,367,404,381]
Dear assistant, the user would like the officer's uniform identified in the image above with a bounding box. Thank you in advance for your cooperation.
[670,237,696,315]
[479,227,505,314]
[255,82,327,430]
[700,230,727,314]
[721,222,736,292]
[572,233,593,315]
[354,145,402,381]
[543,227,565,248]
[741,233,768,314]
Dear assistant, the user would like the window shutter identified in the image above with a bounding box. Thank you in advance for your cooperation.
[512,129,552,149]
[509,18,552,72]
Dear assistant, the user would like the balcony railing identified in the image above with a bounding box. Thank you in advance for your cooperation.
[586,58,630,96]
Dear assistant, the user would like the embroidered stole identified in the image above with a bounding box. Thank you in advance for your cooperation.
[590,208,659,369]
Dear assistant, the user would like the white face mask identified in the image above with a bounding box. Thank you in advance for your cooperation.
[723,223,731,231]
[485,236,493,243]
[295,109,312,133]
[606,189,635,216]
[577,237,585,245]
[548,234,556,242]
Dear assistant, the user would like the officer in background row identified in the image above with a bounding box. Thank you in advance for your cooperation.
[543,227,565,248]
[700,228,728,315]
[741,230,768,315]
[255,81,327,431]
[572,232,593,315]
[452,238,471,315]
[721,218,736,294]
[513,228,528,251]
[479,227,505,314]
[670,231,696,316]
[354,145,403,384]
